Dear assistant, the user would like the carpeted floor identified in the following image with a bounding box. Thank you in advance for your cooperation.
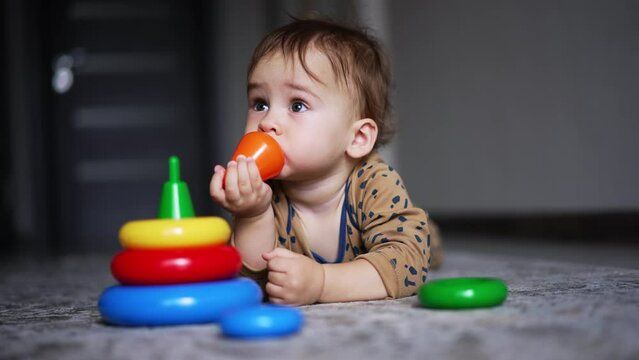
[1,242,638,360]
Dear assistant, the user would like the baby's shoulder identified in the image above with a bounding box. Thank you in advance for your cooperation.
[350,152,403,189]
[348,153,410,211]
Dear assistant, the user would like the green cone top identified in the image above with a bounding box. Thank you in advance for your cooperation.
[158,156,195,219]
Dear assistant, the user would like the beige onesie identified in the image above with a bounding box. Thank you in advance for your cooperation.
[239,152,441,299]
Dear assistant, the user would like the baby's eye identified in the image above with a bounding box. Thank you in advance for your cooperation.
[290,101,308,113]
[253,100,268,112]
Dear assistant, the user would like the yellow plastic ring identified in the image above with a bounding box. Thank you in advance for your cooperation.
[119,217,231,249]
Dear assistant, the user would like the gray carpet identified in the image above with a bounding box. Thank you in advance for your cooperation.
[1,249,638,360]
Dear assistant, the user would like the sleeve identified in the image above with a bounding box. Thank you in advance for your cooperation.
[351,161,431,298]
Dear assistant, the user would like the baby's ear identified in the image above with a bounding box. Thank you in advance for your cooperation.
[346,118,378,159]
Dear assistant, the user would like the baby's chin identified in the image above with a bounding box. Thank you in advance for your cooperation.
[271,166,290,181]
[272,167,311,183]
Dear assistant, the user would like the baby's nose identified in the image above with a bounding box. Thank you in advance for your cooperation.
[258,115,282,135]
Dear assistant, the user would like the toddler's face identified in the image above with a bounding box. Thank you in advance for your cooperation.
[245,48,359,181]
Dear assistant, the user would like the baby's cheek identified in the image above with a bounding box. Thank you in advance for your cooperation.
[244,118,260,133]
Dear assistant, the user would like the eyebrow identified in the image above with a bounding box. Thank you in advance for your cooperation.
[284,82,321,100]
[247,82,262,93]
[247,81,321,101]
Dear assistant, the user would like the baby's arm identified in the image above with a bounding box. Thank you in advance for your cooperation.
[351,160,431,299]
[210,155,275,270]
[320,260,387,302]
[262,249,387,305]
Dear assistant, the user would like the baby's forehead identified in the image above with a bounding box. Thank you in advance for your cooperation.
[263,47,341,82]
[261,48,359,98]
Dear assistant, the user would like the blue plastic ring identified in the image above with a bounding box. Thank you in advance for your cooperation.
[98,278,262,326]
[220,304,304,339]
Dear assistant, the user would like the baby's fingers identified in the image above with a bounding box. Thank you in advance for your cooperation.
[224,160,240,202]
[235,155,252,195]
[210,165,227,201]
[269,297,286,305]
[265,282,286,301]
[267,270,287,286]
[266,256,292,273]
[247,157,263,189]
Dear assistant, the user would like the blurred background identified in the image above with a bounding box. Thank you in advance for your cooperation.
[2,0,638,259]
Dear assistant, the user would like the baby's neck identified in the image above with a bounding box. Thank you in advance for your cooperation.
[281,170,349,214]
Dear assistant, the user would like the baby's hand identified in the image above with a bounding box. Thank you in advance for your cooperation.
[262,248,325,306]
[210,155,272,218]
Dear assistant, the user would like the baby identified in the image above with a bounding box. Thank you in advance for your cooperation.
[210,18,441,305]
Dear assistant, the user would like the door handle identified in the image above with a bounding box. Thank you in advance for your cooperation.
[51,48,86,94]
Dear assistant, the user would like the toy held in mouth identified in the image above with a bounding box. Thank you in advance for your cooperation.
[231,131,285,181]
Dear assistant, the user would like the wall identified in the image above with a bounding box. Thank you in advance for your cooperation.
[207,1,267,171]
[391,0,639,215]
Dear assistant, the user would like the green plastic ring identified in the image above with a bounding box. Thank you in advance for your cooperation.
[418,277,508,309]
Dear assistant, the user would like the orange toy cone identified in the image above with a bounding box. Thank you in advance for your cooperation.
[230,132,285,181]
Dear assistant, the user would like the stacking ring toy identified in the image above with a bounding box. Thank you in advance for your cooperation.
[220,305,303,339]
[119,216,231,249]
[98,278,262,326]
[418,277,508,309]
[111,245,242,285]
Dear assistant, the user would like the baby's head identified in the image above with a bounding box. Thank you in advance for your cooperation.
[247,18,394,148]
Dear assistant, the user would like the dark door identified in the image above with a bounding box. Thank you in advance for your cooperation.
[46,0,208,253]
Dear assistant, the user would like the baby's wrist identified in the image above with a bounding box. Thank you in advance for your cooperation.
[317,264,328,303]
[233,206,273,223]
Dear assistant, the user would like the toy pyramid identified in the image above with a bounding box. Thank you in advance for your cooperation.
[98,156,262,326]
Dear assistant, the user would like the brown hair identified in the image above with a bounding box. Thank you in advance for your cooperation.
[247,18,395,148]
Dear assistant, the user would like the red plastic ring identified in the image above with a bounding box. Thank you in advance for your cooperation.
[111,245,242,285]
